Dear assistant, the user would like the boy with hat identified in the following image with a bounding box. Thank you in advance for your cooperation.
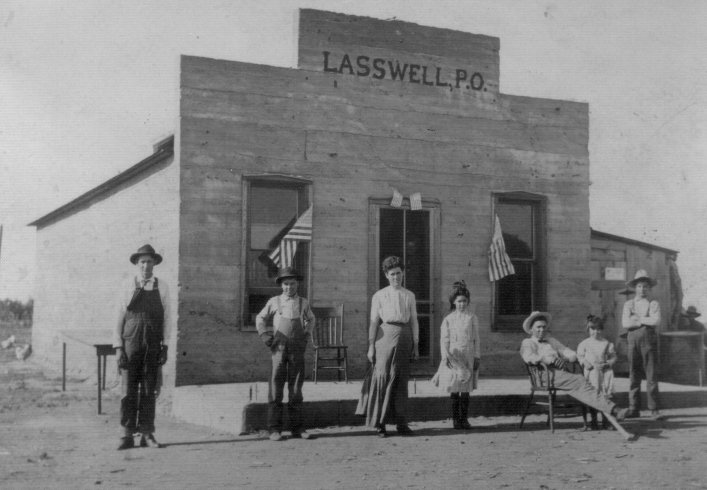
[520,311,628,421]
[113,244,170,450]
[621,269,663,420]
[256,267,316,441]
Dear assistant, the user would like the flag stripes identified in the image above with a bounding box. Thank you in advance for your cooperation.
[268,206,312,268]
[488,214,516,281]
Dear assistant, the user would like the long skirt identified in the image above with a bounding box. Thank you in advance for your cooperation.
[355,322,412,428]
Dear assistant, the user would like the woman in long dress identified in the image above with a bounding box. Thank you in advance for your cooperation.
[356,256,419,437]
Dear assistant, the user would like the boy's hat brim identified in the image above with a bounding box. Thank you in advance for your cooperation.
[275,266,303,284]
[626,269,657,288]
[130,244,163,265]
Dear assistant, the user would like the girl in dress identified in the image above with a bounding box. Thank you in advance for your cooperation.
[577,315,617,429]
[431,281,480,430]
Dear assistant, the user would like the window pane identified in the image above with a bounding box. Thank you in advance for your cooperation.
[497,261,533,315]
[497,202,533,258]
[379,208,404,287]
[250,186,299,250]
[405,210,430,300]
[417,303,431,358]
[246,182,309,327]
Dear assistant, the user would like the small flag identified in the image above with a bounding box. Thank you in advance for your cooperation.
[390,189,403,208]
[268,206,313,268]
[410,192,422,210]
[488,215,515,281]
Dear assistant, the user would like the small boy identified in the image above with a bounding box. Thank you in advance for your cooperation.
[256,267,316,441]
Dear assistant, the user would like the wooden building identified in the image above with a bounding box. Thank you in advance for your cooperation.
[589,229,682,375]
[31,10,605,400]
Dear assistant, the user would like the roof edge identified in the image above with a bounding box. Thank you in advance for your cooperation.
[28,136,174,229]
[591,228,678,256]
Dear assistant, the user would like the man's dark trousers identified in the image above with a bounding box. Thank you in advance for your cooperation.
[627,326,660,411]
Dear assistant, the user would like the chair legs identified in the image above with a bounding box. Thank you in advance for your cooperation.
[312,348,349,383]
[336,347,341,381]
[313,349,319,384]
[519,391,535,428]
[522,389,592,434]
[342,348,348,383]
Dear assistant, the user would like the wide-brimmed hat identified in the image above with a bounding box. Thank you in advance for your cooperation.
[681,305,701,318]
[626,269,657,288]
[275,266,303,284]
[130,244,163,265]
[522,311,552,334]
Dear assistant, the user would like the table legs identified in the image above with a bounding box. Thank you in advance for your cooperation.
[62,342,66,392]
[97,352,102,414]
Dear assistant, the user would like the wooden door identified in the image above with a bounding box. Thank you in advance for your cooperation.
[369,201,440,367]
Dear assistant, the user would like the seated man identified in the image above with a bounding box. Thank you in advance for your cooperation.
[520,311,627,421]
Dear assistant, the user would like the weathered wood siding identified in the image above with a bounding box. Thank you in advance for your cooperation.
[32,157,179,394]
[179,75,590,380]
[589,232,679,374]
[177,10,591,384]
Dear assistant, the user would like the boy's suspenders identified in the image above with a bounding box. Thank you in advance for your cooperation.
[275,296,303,321]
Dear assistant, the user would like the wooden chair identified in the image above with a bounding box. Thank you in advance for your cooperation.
[519,361,588,433]
[311,304,348,383]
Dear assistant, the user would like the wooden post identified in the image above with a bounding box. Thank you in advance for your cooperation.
[97,350,102,415]
[62,342,66,392]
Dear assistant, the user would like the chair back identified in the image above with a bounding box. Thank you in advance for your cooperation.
[525,362,551,390]
[525,361,582,390]
[311,304,344,348]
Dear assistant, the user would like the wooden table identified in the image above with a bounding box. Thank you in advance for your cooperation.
[60,329,116,414]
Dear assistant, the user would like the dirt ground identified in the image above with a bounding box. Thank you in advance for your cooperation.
[1,322,706,489]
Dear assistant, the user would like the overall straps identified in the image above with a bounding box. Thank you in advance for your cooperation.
[276,296,303,320]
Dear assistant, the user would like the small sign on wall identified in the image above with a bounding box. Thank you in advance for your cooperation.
[604,267,626,281]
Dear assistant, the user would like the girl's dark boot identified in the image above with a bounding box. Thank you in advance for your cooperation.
[451,394,462,429]
[459,393,472,430]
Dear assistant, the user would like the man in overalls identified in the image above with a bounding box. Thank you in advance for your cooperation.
[621,269,663,421]
[256,267,316,441]
[113,244,170,450]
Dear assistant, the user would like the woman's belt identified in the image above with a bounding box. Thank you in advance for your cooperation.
[385,321,408,327]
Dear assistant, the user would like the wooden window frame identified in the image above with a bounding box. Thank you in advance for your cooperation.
[240,174,313,331]
[491,191,547,331]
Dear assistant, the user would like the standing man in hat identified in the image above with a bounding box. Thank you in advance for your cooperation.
[256,267,316,441]
[113,244,170,450]
[621,269,663,420]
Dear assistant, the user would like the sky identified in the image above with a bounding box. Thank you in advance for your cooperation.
[2,1,706,313]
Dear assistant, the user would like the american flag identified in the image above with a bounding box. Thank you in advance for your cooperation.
[410,192,422,210]
[488,214,515,281]
[268,206,312,267]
